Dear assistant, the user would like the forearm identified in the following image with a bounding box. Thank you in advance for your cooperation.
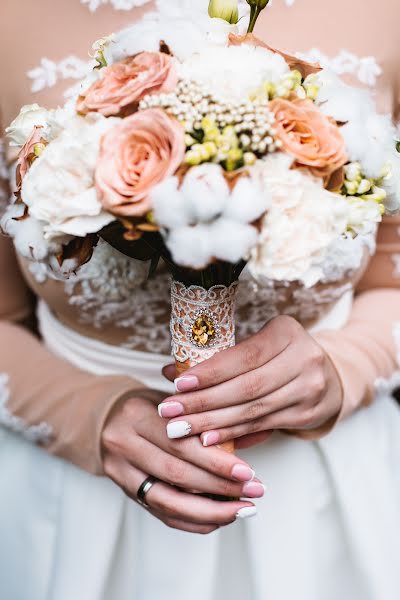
[314,288,400,420]
[0,319,152,474]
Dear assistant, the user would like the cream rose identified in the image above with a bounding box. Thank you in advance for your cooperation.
[248,154,349,287]
[6,104,50,147]
[21,114,116,244]
[95,108,185,217]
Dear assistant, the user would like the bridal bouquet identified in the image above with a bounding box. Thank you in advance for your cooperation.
[3,0,400,450]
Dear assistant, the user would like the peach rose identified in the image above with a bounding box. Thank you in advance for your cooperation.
[17,126,46,185]
[77,51,178,117]
[269,98,348,178]
[95,108,185,217]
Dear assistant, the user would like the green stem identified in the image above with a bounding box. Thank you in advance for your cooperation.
[247,6,261,32]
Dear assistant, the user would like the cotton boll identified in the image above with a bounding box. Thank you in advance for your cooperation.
[210,218,259,263]
[151,177,192,228]
[181,164,230,222]
[224,176,270,223]
[342,113,395,179]
[1,205,54,261]
[316,70,374,124]
[166,225,213,269]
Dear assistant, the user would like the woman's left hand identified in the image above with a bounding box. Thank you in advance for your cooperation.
[160,316,343,448]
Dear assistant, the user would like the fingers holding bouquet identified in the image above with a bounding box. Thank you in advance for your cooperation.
[101,394,263,533]
[160,316,343,448]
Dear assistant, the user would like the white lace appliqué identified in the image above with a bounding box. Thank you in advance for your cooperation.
[0,139,10,215]
[296,48,382,87]
[27,56,93,94]
[374,324,400,401]
[81,0,152,12]
[64,241,173,353]
[0,374,53,444]
[391,254,400,279]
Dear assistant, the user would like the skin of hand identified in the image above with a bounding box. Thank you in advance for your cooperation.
[102,393,264,535]
[160,316,343,448]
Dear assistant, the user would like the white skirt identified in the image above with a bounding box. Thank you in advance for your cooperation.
[1,300,400,600]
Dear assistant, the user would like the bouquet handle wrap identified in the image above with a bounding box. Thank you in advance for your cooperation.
[170,280,238,454]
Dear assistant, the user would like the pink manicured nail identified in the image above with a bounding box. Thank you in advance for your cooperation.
[242,482,266,499]
[158,401,184,418]
[174,375,199,393]
[202,431,220,447]
[231,464,255,482]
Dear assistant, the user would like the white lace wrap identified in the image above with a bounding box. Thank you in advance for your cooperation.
[170,281,238,365]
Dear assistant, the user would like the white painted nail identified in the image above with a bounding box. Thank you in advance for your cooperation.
[167,421,192,439]
[236,507,257,520]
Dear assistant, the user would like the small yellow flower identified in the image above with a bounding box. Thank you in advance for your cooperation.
[33,142,46,157]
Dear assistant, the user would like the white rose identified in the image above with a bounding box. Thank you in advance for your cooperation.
[248,154,350,287]
[21,114,116,244]
[5,104,50,147]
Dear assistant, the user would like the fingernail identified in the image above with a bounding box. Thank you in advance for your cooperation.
[236,507,257,520]
[231,464,255,482]
[202,431,220,447]
[158,401,184,419]
[242,482,266,499]
[167,421,192,439]
[174,375,199,393]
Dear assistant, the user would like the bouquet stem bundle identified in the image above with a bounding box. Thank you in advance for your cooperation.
[170,276,241,455]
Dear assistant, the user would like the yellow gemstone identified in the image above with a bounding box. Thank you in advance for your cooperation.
[192,315,216,346]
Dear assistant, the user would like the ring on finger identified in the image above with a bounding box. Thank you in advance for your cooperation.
[137,476,159,508]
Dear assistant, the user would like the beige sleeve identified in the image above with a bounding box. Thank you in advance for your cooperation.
[314,217,400,419]
[0,141,155,474]
[0,236,155,474]
[0,237,158,475]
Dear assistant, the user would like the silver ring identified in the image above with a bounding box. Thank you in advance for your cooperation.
[137,476,158,508]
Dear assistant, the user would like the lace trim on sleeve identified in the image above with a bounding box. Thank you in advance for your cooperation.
[81,0,152,12]
[0,374,53,444]
[0,139,9,217]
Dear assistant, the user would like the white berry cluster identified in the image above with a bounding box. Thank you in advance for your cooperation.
[139,78,280,155]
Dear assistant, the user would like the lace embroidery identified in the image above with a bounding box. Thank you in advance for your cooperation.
[375,371,400,402]
[170,281,237,364]
[270,0,296,5]
[81,0,152,12]
[64,241,173,353]
[27,56,93,94]
[57,233,368,353]
[296,49,382,87]
[0,374,53,444]
[0,139,9,215]
[391,254,400,278]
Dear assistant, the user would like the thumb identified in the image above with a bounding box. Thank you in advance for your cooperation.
[162,363,177,382]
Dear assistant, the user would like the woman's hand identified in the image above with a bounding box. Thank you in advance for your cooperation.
[160,316,343,447]
[102,392,263,535]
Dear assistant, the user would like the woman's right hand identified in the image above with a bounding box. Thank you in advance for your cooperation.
[101,393,264,534]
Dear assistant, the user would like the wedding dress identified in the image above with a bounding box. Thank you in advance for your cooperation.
[1,1,400,599]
